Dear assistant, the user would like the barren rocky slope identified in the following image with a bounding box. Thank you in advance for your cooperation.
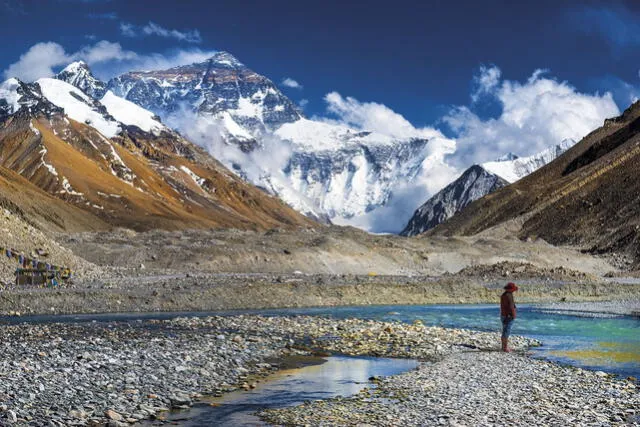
[55,226,615,277]
[0,204,102,284]
[0,79,314,232]
[431,101,640,268]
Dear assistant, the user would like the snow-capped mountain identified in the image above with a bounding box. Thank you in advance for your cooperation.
[0,75,311,231]
[36,77,121,137]
[401,165,508,236]
[278,130,430,218]
[99,52,438,228]
[482,139,576,183]
[107,52,301,141]
[401,139,577,236]
[56,61,107,99]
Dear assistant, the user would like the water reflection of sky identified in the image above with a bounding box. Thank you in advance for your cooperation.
[182,356,418,426]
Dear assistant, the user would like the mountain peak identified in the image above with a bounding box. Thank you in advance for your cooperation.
[56,61,107,99]
[208,51,244,67]
[61,60,89,73]
[495,152,519,162]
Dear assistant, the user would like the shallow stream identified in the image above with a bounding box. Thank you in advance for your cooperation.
[3,304,638,426]
[151,356,419,426]
[245,304,640,378]
[3,303,638,377]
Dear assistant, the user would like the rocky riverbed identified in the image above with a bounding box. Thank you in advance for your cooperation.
[0,315,536,425]
[0,315,636,426]
[262,351,640,426]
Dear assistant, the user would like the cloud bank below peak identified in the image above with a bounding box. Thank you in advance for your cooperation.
[318,91,446,141]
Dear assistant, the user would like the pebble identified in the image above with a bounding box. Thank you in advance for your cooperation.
[261,351,640,426]
[0,314,635,426]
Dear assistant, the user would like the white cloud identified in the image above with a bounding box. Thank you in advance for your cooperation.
[119,22,136,37]
[3,41,138,81]
[120,21,202,43]
[445,67,620,166]
[3,40,217,82]
[3,42,70,82]
[76,40,137,64]
[321,91,442,140]
[472,64,501,102]
[281,77,302,89]
[298,99,309,108]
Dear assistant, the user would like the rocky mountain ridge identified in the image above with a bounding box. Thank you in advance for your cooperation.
[0,74,313,232]
[430,101,640,268]
[401,165,508,236]
[401,140,576,236]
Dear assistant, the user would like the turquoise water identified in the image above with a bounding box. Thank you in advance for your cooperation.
[3,304,638,377]
[245,304,640,378]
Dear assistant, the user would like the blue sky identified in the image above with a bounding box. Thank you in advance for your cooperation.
[1,0,639,160]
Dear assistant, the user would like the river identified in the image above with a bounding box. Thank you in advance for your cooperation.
[4,303,638,425]
[4,303,637,377]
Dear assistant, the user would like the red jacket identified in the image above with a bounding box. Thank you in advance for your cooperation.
[501,291,516,318]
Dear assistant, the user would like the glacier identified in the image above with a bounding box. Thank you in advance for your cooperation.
[101,52,445,231]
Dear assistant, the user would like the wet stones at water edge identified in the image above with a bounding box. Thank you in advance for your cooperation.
[261,351,639,426]
[0,315,633,425]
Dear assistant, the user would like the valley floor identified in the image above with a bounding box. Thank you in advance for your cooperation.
[0,315,637,426]
[262,350,640,426]
[0,272,640,316]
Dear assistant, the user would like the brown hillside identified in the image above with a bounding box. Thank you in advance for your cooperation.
[430,102,640,266]
[0,110,314,232]
[0,163,108,232]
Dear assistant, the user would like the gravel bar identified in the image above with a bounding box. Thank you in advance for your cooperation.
[0,315,636,426]
[261,351,640,426]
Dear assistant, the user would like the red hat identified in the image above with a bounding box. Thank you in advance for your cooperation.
[504,282,519,292]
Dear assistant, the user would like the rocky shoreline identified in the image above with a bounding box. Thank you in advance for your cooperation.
[0,314,535,425]
[0,314,637,426]
[2,272,640,316]
[261,351,640,426]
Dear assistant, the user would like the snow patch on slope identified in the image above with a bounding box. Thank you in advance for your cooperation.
[100,91,165,135]
[38,147,59,178]
[36,78,121,138]
[60,177,83,196]
[482,138,576,183]
[180,165,206,188]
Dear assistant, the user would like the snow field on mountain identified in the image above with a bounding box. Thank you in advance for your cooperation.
[275,118,395,151]
[482,139,576,183]
[100,91,165,135]
[36,78,121,138]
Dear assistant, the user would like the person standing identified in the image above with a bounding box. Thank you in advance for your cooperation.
[500,282,518,352]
